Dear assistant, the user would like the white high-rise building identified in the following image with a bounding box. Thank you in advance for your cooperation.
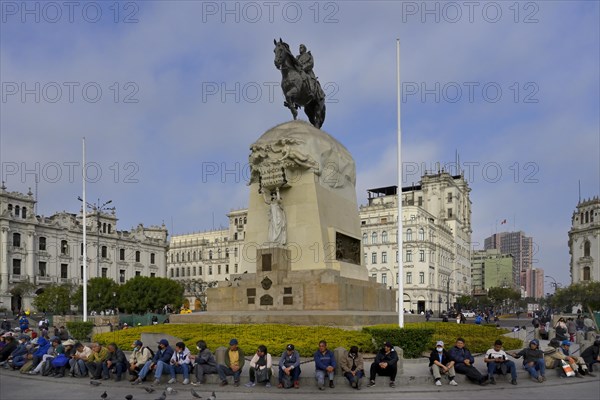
[569,196,600,283]
[0,184,168,312]
[359,171,472,314]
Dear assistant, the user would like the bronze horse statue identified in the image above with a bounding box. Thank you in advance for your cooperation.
[273,39,326,129]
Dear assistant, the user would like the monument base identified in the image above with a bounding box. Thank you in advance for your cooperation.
[170,310,425,330]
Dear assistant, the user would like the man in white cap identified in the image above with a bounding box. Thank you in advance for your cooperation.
[428,340,458,386]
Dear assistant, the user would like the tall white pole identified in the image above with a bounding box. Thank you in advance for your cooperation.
[397,39,404,328]
[82,138,88,322]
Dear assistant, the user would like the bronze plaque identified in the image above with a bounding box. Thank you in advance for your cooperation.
[262,254,272,272]
[260,294,273,306]
[336,232,361,265]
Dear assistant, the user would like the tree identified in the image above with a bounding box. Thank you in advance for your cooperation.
[181,279,218,311]
[488,287,521,309]
[33,283,75,315]
[118,276,184,314]
[73,277,120,313]
[551,281,600,314]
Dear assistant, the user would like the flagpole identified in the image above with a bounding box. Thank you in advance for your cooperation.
[82,138,88,322]
[396,38,404,328]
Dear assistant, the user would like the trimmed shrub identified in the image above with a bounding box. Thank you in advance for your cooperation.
[66,321,95,341]
[363,325,435,358]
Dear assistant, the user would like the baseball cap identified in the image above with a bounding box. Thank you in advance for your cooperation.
[529,339,539,345]
[436,341,444,347]
[157,339,169,346]
[229,338,238,346]
[133,340,143,346]
[384,341,393,348]
[561,340,571,346]
[286,344,295,351]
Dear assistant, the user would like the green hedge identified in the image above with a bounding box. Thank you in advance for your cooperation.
[66,321,95,342]
[363,325,435,358]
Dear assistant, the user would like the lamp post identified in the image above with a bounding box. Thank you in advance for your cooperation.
[78,197,114,277]
[446,269,461,313]
[545,275,560,292]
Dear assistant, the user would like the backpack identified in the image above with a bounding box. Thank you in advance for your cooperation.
[145,346,155,358]
[282,373,293,388]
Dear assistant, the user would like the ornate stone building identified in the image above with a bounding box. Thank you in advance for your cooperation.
[0,184,168,312]
[358,171,473,314]
[167,209,247,310]
[569,196,600,283]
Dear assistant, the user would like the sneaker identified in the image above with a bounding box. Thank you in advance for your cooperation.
[265,382,271,388]
[152,379,161,386]
[233,380,240,387]
[191,381,201,386]
[389,381,396,388]
[168,378,176,384]
[541,375,546,381]
[587,372,596,377]
[511,379,518,385]
[318,385,325,391]
[435,379,442,386]
[367,380,376,387]
[182,379,190,385]
[449,379,458,386]
[131,378,142,385]
[220,380,228,387]
[329,380,335,388]
[244,382,255,387]
[489,377,496,385]
[293,380,300,389]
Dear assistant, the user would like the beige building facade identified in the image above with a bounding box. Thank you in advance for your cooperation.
[569,196,600,284]
[0,184,168,312]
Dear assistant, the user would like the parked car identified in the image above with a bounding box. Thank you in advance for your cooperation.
[461,310,476,318]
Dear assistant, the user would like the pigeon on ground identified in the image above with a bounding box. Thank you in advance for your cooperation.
[207,391,217,400]
[143,387,155,393]
[191,388,202,398]
[155,391,166,400]
[90,380,102,386]
[125,395,133,400]
[166,387,177,395]
[100,391,108,399]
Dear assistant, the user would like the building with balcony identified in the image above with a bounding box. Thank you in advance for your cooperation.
[0,184,168,312]
[569,196,600,283]
[471,249,515,294]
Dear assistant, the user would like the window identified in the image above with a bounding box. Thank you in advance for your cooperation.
[418,196,423,206]
[225,265,229,274]
[135,251,140,263]
[225,248,229,257]
[61,264,68,279]
[119,269,125,283]
[209,250,213,260]
[187,252,191,262]
[382,231,388,243]
[12,233,21,247]
[362,233,368,243]
[584,241,591,257]
[585,211,589,223]
[60,240,68,255]
[101,268,107,278]
[209,266,213,275]
[193,266,197,276]
[150,253,155,264]
[199,266,203,275]
[170,269,174,278]
[12,259,21,275]
[218,248,222,258]
[396,272,399,284]
[193,251,197,261]
[234,233,238,240]
[406,272,412,284]
[371,252,377,264]
[101,246,108,258]
[187,267,190,276]
[136,271,142,277]
[120,249,125,261]
[39,262,47,277]
[218,265,222,274]
[382,273,387,285]
[108,224,112,234]
[406,229,412,241]
[419,272,425,284]
[14,205,20,217]
[583,267,591,281]
[81,243,84,255]
[175,268,180,277]
[150,272,155,278]
[447,208,453,218]
[176,253,180,263]
[447,192,453,203]
[364,252,367,264]
[372,273,377,279]
[419,250,425,262]
[382,251,387,263]
[234,264,238,273]
[396,250,399,262]
[418,228,425,241]
[371,232,378,244]
[243,217,247,224]
[406,250,412,262]
[39,237,46,251]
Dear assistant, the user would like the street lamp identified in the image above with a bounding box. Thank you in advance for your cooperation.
[545,275,561,292]
[446,269,461,313]
[78,197,115,277]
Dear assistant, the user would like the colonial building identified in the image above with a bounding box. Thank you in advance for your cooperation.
[0,184,168,312]
[358,171,473,314]
[167,209,247,310]
[569,196,600,283]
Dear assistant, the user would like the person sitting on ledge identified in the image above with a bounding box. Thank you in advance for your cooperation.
[217,338,245,387]
[429,340,458,386]
[314,340,336,390]
[448,338,488,386]
[190,340,218,385]
[483,339,518,385]
[367,341,399,388]
[340,345,364,390]
[278,343,301,389]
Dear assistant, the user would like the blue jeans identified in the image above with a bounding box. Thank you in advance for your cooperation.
[344,370,364,385]
[487,360,517,381]
[69,359,87,376]
[523,359,545,378]
[138,360,170,380]
[217,365,242,382]
[315,369,334,386]
[169,364,190,380]
[102,361,126,379]
[12,355,27,368]
[278,366,301,383]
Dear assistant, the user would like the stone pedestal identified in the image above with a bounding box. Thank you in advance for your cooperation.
[207,120,395,318]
